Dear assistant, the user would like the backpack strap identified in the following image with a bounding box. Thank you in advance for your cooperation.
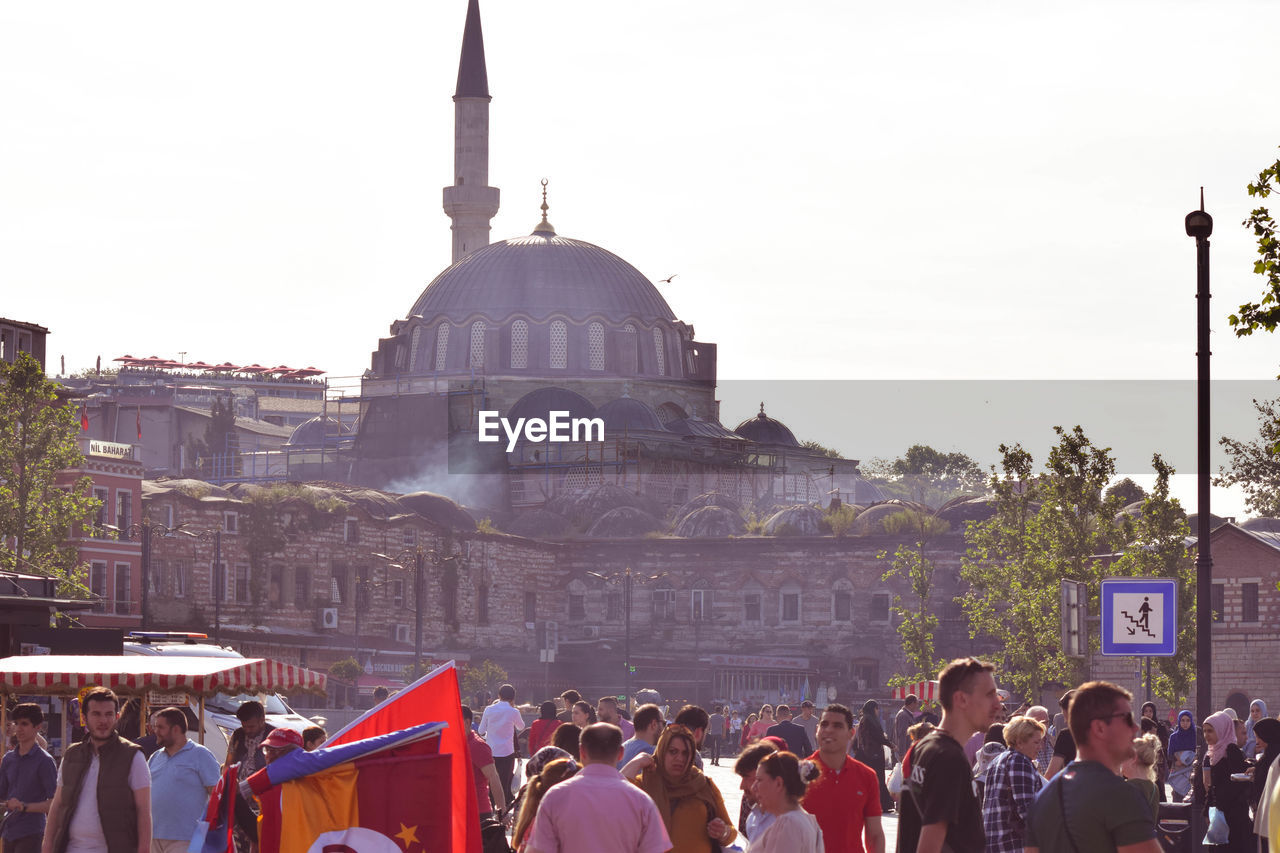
[1056,769,1083,853]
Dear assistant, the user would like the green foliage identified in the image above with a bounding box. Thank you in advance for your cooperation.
[1214,398,1280,517]
[1229,149,1280,338]
[864,445,985,508]
[68,366,119,379]
[402,660,432,682]
[1106,477,1148,506]
[825,503,859,537]
[461,659,509,700]
[961,427,1127,701]
[880,509,951,687]
[799,439,844,459]
[328,657,362,682]
[1107,456,1195,705]
[0,354,99,596]
[475,518,499,534]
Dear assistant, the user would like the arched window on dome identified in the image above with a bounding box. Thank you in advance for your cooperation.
[653,327,666,376]
[550,320,568,369]
[470,320,486,369]
[510,320,528,369]
[619,324,638,374]
[434,324,450,371]
[408,327,422,371]
[588,322,605,371]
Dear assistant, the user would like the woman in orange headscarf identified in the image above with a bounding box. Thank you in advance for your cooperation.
[628,724,736,852]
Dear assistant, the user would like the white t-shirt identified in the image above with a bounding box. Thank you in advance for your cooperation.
[750,808,825,853]
[477,701,525,758]
[57,749,151,853]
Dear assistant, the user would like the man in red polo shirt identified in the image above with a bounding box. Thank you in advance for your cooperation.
[804,703,885,853]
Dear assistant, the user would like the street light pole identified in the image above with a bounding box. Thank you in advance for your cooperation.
[415,548,425,676]
[625,568,632,714]
[1185,192,1214,851]
[213,528,222,645]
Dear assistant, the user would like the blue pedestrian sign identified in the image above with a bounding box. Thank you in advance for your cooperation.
[1100,577,1178,656]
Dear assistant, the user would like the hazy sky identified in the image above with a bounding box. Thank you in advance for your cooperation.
[3,1,1278,514]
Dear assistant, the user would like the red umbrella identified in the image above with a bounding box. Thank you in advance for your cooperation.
[239,363,270,373]
[185,361,215,370]
[289,366,326,376]
[265,365,294,374]
[209,362,241,372]
[112,354,139,363]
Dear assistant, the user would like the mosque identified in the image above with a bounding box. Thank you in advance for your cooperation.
[286,0,881,524]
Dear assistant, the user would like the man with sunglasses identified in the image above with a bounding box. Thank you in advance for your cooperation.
[1024,681,1161,853]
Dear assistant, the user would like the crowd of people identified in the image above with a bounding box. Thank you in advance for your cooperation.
[4,672,1280,853]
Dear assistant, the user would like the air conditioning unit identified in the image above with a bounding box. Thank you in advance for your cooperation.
[318,607,339,630]
[582,626,600,639]
[394,624,411,643]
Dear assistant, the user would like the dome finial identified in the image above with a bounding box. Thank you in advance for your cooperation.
[759,401,766,416]
[533,178,556,235]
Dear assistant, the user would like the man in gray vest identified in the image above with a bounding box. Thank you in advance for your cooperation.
[42,687,152,853]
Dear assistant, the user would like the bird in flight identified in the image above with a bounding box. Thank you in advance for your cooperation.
[659,274,678,284]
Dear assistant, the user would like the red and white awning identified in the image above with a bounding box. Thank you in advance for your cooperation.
[0,655,327,696]
[890,680,939,701]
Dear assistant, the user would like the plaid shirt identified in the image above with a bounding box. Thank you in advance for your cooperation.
[1036,735,1054,773]
[981,749,1045,853]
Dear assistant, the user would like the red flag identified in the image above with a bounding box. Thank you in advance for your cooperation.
[328,661,482,853]
[136,405,142,439]
[80,404,89,432]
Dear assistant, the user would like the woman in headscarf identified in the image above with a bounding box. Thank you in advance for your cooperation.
[1251,717,1280,850]
[630,724,736,852]
[1244,699,1268,758]
[1202,710,1251,852]
[854,699,895,812]
[1168,709,1196,800]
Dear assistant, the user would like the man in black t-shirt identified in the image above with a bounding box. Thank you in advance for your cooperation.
[1045,689,1077,778]
[897,657,1004,853]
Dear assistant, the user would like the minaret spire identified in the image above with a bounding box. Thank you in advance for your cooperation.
[442,0,500,263]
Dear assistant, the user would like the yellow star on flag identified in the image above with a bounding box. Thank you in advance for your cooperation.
[394,823,420,850]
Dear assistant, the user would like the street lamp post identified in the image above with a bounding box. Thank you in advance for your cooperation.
[374,546,454,681]
[586,567,663,714]
[122,520,181,629]
[177,527,224,644]
[1185,192,1213,851]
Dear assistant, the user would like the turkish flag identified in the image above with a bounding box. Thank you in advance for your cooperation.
[136,405,142,439]
[80,404,89,432]
[327,662,482,853]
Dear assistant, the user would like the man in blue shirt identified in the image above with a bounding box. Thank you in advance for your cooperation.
[618,704,665,768]
[0,703,56,853]
[147,707,220,853]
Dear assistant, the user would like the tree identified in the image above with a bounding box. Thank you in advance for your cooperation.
[1229,148,1280,337]
[866,445,985,507]
[1107,456,1196,705]
[1214,397,1280,517]
[328,657,362,682]
[880,509,950,687]
[1106,477,1148,506]
[800,439,843,459]
[961,426,1126,701]
[0,353,99,596]
[461,659,509,702]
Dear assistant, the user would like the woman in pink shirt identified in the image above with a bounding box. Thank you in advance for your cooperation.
[747,706,775,744]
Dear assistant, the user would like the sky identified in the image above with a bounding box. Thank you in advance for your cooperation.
[3,1,1279,516]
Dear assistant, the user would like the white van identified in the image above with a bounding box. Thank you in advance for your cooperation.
[122,632,314,764]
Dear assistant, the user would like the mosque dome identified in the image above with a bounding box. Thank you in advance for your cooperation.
[285,416,347,447]
[733,404,800,447]
[594,397,667,433]
[410,230,676,325]
[507,387,596,422]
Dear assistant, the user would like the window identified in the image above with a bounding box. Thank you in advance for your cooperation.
[653,587,676,622]
[606,591,623,622]
[402,528,417,548]
[435,324,450,370]
[470,320,486,368]
[588,322,605,371]
[269,565,284,606]
[852,660,880,692]
[344,518,359,544]
[173,561,188,598]
[653,328,666,375]
[510,320,528,368]
[478,584,490,624]
[235,564,250,603]
[409,327,422,370]
[90,561,108,612]
[391,579,405,609]
[550,321,567,369]
[1211,583,1224,623]
[781,590,800,623]
[115,492,132,536]
[150,560,165,596]
[332,566,348,606]
[744,592,762,623]
[568,580,587,622]
[114,563,131,615]
[870,592,891,623]
[1242,582,1259,622]
[213,561,229,602]
[834,590,852,622]
[222,512,238,534]
[524,591,537,623]
[92,487,109,535]
[294,568,310,607]
[692,589,710,621]
[159,504,174,529]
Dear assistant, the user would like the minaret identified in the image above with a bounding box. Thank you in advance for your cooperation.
[442,0,500,264]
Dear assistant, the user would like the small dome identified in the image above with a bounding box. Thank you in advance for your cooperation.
[936,496,1001,525]
[734,403,799,447]
[501,508,573,539]
[665,416,745,441]
[1240,517,1280,532]
[594,398,666,433]
[850,503,912,535]
[285,416,347,447]
[410,232,677,325]
[764,505,824,536]
[396,492,477,531]
[674,492,743,524]
[507,387,596,424]
[587,506,664,538]
[547,484,659,531]
[672,505,746,538]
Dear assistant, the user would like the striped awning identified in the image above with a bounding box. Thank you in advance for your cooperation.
[890,680,939,701]
[0,655,327,696]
